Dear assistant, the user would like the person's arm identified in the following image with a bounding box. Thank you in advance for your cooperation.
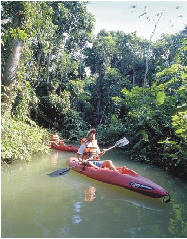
[99,148,107,157]
[77,143,85,161]
[77,153,83,161]
[92,148,107,160]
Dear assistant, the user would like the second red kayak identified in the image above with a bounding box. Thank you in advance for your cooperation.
[51,145,78,153]
[67,157,170,200]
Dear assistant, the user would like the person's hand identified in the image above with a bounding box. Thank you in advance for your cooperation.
[77,156,83,162]
[88,156,98,161]
[93,156,99,161]
[100,149,106,156]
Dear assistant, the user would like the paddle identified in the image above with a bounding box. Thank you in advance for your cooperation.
[47,137,129,177]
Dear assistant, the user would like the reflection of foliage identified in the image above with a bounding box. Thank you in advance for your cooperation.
[168,203,187,237]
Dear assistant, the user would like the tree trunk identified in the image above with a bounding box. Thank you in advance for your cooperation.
[2,39,23,113]
[95,61,105,125]
[132,71,136,87]
[46,53,50,93]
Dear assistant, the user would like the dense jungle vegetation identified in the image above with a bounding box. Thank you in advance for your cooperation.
[1,2,187,178]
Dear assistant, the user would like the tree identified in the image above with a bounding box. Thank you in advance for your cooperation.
[1,2,55,114]
[1,2,25,113]
[84,30,117,125]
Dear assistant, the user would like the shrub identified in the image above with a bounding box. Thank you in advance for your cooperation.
[1,115,50,163]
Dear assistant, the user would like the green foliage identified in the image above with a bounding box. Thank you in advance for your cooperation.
[172,111,187,139]
[13,80,39,122]
[9,27,28,41]
[68,80,85,96]
[115,60,186,174]
[1,115,50,163]
[48,91,71,115]
[62,110,89,141]
[96,114,127,146]
[50,2,94,52]
[158,110,187,171]
[156,91,165,105]
[85,30,117,74]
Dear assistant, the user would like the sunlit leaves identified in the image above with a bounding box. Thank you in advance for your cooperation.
[172,111,187,140]
[114,57,186,168]
[69,80,85,96]
[9,27,28,41]
[1,116,49,163]
[49,91,71,114]
[156,91,165,105]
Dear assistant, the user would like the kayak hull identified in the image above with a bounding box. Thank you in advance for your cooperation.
[51,145,78,153]
[67,157,170,199]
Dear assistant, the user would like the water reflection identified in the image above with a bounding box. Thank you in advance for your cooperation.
[50,151,59,168]
[84,186,96,202]
[95,183,165,212]
[72,214,82,224]
[73,201,82,213]
[168,201,187,237]
[72,202,83,224]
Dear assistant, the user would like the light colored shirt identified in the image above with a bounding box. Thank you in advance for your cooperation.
[78,142,100,155]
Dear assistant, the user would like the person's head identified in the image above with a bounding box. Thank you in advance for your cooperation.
[87,129,96,141]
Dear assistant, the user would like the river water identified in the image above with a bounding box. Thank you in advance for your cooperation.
[1,149,187,238]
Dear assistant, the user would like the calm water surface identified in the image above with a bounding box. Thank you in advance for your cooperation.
[2,149,187,238]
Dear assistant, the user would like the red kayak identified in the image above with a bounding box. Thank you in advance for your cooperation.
[51,145,78,153]
[67,157,170,201]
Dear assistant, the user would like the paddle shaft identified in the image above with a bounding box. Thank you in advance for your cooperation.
[103,145,115,153]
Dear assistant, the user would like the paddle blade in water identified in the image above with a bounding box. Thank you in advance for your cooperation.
[47,168,70,177]
[115,137,129,147]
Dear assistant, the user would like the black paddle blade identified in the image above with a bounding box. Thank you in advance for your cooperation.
[47,168,70,177]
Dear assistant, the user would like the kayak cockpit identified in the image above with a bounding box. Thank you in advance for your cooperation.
[117,166,137,176]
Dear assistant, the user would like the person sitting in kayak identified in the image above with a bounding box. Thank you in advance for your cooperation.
[77,129,118,172]
[47,132,65,146]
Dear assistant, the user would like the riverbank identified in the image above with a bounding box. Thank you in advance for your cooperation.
[1,115,187,182]
[1,116,50,164]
